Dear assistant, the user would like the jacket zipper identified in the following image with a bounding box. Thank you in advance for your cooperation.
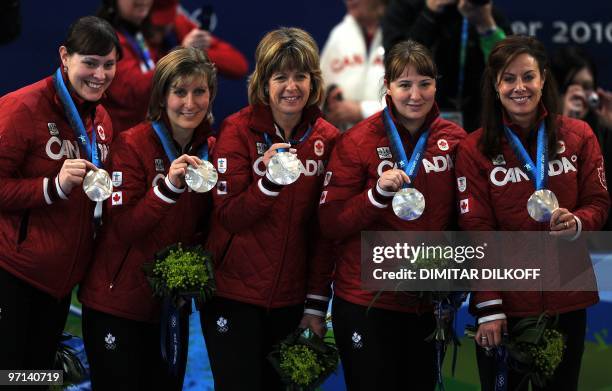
[267,185,295,310]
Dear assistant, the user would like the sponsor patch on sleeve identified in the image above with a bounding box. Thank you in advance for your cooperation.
[377,147,392,159]
[598,159,608,190]
[319,190,328,205]
[112,171,123,187]
[217,158,227,174]
[111,191,123,206]
[217,180,227,195]
[457,176,466,193]
[323,171,333,187]
[459,198,469,214]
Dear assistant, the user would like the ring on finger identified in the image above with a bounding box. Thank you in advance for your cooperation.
[564,221,569,229]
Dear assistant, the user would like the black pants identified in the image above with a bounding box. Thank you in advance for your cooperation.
[82,306,188,391]
[332,296,437,391]
[200,297,303,391]
[0,267,70,370]
[476,309,587,391]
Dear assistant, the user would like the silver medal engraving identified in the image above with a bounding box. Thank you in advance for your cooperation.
[185,161,218,193]
[527,189,559,222]
[83,169,113,202]
[266,151,303,185]
[392,187,425,221]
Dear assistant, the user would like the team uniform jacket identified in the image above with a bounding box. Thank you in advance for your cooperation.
[206,104,339,313]
[78,120,212,322]
[455,112,609,321]
[0,74,113,299]
[320,14,385,125]
[319,101,467,312]
[106,21,248,133]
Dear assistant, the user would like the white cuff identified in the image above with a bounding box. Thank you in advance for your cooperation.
[478,313,507,324]
[367,188,387,208]
[43,178,52,205]
[306,294,330,301]
[165,176,185,193]
[376,182,395,197]
[153,186,176,204]
[475,299,502,309]
[303,308,326,317]
[569,215,582,241]
[258,178,280,197]
[55,176,68,200]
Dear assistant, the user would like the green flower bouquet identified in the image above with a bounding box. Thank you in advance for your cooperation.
[465,314,566,388]
[142,243,215,303]
[268,328,339,391]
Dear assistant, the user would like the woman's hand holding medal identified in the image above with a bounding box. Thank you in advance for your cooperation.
[476,318,508,348]
[377,168,410,192]
[168,154,204,189]
[263,142,302,186]
[58,158,97,195]
[262,143,295,167]
[549,207,578,237]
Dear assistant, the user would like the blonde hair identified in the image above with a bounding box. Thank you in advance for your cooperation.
[248,27,323,107]
[148,47,217,123]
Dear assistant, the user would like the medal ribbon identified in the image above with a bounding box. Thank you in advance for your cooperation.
[53,68,101,168]
[503,121,548,190]
[382,106,429,189]
[152,120,210,162]
[122,30,155,72]
[159,297,189,376]
[263,125,314,152]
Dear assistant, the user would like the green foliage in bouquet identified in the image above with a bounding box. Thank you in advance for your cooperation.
[465,314,566,387]
[142,243,215,303]
[269,328,339,391]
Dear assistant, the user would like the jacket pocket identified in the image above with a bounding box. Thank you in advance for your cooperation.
[108,246,133,290]
[214,234,234,271]
[16,210,30,246]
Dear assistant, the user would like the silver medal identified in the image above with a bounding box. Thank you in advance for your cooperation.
[83,169,113,202]
[185,161,218,193]
[392,187,425,221]
[266,151,303,185]
[527,189,559,222]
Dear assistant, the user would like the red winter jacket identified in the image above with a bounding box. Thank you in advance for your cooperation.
[319,101,467,312]
[0,75,113,299]
[456,112,609,321]
[105,19,248,134]
[78,120,212,322]
[206,104,339,310]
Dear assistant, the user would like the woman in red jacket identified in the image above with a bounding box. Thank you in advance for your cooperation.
[318,40,466,390]
[97,0,248,133]
[79,47,217,390]
[0,16,120,371]
[455,36,609,391]
[201,27,338,390]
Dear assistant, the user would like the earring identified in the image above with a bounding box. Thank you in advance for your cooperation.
[63,65,68,73]
[495,91,500,99]
[264,86,269,95]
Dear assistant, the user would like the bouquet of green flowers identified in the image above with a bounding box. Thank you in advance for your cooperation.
[142,243,215,303]
[465,314,566,388]
[268,328,339,391]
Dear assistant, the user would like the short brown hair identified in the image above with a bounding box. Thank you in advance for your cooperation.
[148,47,217,123]
[248,27,323,107]
[384,40,437,89]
